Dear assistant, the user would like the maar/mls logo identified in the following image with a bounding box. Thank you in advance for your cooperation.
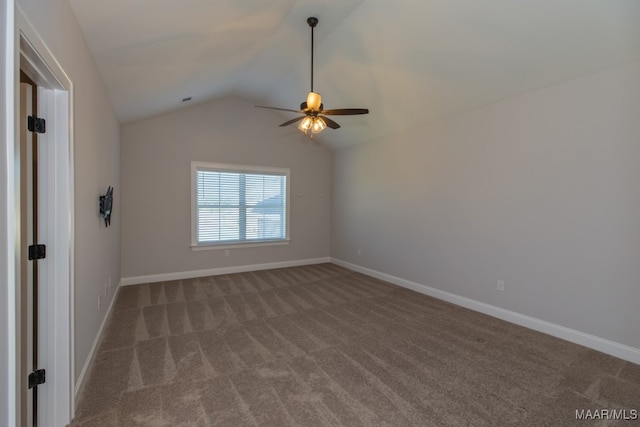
[575,409,638,420]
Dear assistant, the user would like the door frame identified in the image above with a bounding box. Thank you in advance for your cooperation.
[13,7,75,426]
[19,78,36,427]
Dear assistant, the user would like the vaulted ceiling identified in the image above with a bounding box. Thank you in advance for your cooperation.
[68,0,640,148]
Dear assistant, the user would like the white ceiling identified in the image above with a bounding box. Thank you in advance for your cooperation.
[68,0,640,149]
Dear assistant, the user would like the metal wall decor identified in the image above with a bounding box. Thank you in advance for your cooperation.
[99,186,114,227]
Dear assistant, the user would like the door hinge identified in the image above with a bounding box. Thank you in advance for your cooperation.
[28,369,46,389]
[28,244,46,260]
[27,115,46,133]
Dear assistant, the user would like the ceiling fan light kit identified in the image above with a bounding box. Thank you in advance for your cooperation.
[298,116,327,134]
[256,17,369,138]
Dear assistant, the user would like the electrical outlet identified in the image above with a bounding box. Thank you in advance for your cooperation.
[357,249,362,256]
[225,250,230,257]
[497,280,505,292]
[98,295,102,310]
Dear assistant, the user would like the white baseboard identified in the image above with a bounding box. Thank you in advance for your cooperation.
[331,258,640,365]
[120,257,332,286]
[74,282,120,403]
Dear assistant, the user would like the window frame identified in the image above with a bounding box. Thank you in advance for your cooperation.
[190,161,290,250]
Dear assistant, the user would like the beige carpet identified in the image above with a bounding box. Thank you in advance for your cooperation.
[71,263,640,426]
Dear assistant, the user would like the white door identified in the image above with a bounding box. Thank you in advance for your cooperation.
[18,12,75,424]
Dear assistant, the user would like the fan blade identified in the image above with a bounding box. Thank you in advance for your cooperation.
[279,116,305,127]
[321,108,369,116]
[319,116,341,129]
[255,105,304,113]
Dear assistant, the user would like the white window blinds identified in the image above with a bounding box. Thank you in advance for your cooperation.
[192,162,289,246]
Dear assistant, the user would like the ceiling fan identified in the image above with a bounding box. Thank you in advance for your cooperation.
[256,17,369,137]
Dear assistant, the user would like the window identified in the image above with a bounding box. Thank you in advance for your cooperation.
[191,162,289,248]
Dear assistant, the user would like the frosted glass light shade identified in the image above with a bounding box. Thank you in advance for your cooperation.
[298,116,314,131]
[311,117,326,133]
[306,92,322,110]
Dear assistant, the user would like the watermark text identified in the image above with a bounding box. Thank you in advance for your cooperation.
[576,409,638,421]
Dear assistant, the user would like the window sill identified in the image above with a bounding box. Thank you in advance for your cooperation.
[191,239,290,251]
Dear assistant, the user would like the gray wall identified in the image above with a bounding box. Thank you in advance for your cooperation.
[120,97,331,279]
[332,60,640,350]
[15,0,121,383]
[1,1,13,422]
